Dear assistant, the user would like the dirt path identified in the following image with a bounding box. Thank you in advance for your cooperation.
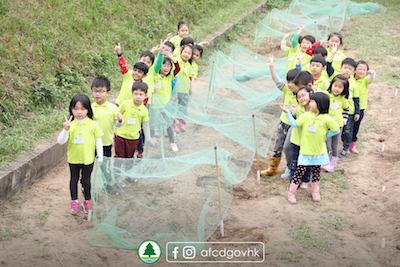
[1,14,400,267]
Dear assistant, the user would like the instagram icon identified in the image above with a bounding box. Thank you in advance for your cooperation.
[182,246,196,259]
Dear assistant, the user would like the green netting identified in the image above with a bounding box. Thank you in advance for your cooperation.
[88,0,385,250]
[255,0,385,45]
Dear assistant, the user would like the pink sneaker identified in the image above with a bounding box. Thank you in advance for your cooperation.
[70,200,80,215]
[83,200,92,213]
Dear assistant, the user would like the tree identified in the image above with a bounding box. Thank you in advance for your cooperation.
[143,243,156,258]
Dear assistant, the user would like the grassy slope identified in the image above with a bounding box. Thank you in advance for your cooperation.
[0,0,270,166]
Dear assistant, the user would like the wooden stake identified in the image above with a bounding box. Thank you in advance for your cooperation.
[252,115,261,184]
[214,146,224,237]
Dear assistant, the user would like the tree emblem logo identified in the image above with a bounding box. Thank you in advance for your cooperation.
[138,240,162,264]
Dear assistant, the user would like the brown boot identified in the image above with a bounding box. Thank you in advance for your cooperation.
[288,183,298,204]
[311,181,321,202]
[260,156,281,176]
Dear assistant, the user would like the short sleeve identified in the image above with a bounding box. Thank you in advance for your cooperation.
[142,107,149,123]
[326,116,339,132]
[296,112,307,127]
[94,121,104,138]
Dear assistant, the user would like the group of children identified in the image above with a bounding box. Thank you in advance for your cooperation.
[57,20,376,215]
[57,21,208,216]
[261,26,376,204]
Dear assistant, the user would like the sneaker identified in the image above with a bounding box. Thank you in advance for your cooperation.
[83,200,92,213]
[170,142,179,152]
[70,200,80,215]
[126,177,138,183]
[281,167,290,179]
[340,149,348,157]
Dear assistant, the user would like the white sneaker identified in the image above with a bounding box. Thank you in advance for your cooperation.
[170,143,179,152]
[281,167,290,179]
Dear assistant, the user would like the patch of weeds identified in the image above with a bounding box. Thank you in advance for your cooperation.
[321,168,350,192]
[278,251,303,263]
[290,222,330,252]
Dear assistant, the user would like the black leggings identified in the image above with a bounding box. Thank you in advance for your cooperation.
[291,165,321,185]
[69,163,94,200]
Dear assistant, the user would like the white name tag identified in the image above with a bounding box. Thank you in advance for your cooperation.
[333,54,342,61]
[331,102,340,110]
[74,136,85,144]
[308,124,317,133]
[127,118,136,125]
[154,82,161,89]
[184,67,188,75]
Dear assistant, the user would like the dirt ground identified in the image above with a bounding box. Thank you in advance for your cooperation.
[1,17,400,267]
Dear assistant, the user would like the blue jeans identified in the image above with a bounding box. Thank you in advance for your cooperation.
[352,109,365,142]
[341,115,355,151]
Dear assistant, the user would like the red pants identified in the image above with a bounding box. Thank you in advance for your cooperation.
[114,135,140,158]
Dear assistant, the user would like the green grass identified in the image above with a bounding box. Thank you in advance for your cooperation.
[0,0,277,167]
[320,168,350,192]
[290,214,346,253]
[345,0,400,87]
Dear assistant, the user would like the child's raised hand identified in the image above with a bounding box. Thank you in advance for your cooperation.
[166,32,173,40]
[198,40,209,47]
[280,105,289,113]
[284,33,291,39]
[297,25,305,34]
[63,115,73,130]
[267,55,274,67]
[330,43,338,54]
[114,43,122,55]
[367,69,375,75]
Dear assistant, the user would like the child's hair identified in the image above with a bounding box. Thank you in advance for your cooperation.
[327,74,349,98]
[178,20,188,31]
[140,51,155,64]
[162,56,173,76]
[310,55,326,67]
[328,32,343,45]
[91,76,111,91]
[341,57,357,69]
[296,86,314,101]
[193,44,204,57]
[164,41,175,53]
[286,68,300,82]
[298,35,316,44]
[69,94,93,120]
[180,37,194,47]
[293,71,313,87]
[133,62,149,75]
[310,91,330,114]
[357,60,369,70]
[312,46,328,57]
[131,81,148,94]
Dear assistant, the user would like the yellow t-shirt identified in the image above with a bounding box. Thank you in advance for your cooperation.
[176,57,192,94]
[116,71,134,106]
[328,94,349,127]
[284,47,312,72]
[92,101,119,146]
[280,86,297,125]
[327,48,346,74]
[67,118,103,165]
[313,75,330,92]
[152,73,175,109]
[347,76,359,115]
[290,105,306,146]
[354,76,369,110]
[170,35,182,50]
[191,61,199,79]
[115,100,149,140]
[296,112,339,155]
[143,66,155,104]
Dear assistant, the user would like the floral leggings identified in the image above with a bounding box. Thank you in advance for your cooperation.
[291,165,321,185]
